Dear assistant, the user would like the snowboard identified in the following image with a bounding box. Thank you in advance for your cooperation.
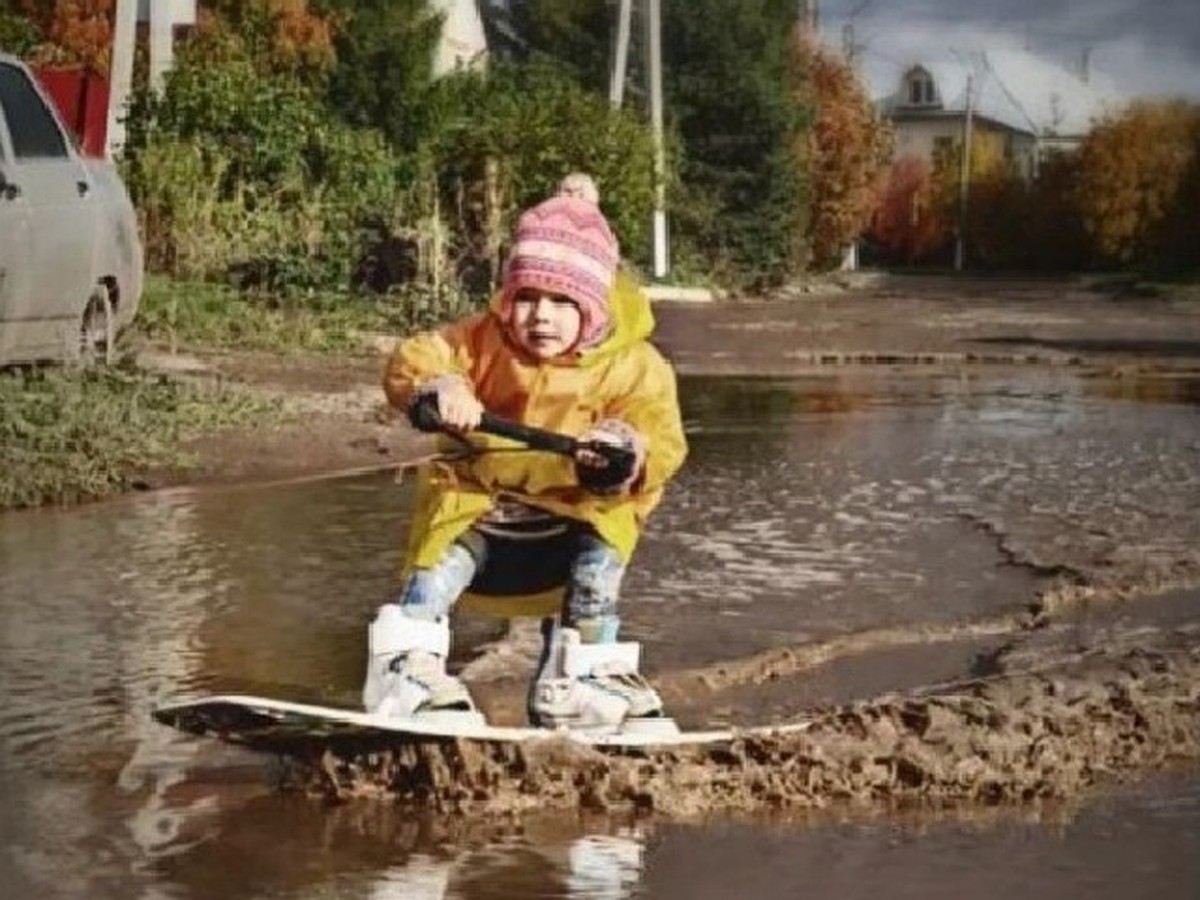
[153,694,807,755]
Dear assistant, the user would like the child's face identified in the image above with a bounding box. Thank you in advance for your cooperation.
[509,290,583,359]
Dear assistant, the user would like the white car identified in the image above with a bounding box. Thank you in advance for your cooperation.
[0,52,143,365]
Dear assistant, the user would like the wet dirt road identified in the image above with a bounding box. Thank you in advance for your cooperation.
[1,367,1199,898]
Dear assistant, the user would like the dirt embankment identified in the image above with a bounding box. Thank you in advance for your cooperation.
[656,273,1200,373]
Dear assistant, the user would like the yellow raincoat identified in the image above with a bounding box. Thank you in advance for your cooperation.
[383,273,687,615]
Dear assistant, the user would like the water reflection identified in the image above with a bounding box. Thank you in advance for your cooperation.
[135,792,645,900]
[1086,373,1200,407]
[120,771,1200,900]
[638,773,1200,900]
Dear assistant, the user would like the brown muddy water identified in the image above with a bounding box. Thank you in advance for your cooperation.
[2,369,1199,899]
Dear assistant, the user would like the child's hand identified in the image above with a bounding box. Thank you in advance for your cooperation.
[575,420,646,494]
[411,376,483,433]
[436,378,483,432]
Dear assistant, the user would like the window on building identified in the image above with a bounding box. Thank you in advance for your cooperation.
[933,136,955,167]
[905,68,937,106]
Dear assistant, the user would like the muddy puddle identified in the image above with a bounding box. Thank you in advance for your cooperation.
[1,369,1198,899]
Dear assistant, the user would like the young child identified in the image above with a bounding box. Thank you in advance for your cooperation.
[362,185,687,731]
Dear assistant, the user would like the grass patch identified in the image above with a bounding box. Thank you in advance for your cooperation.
[133,276,479,354]
[0,363,283,510]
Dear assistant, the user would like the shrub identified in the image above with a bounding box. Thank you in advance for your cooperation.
[121,40,397,294]
[426,60,659,280]
[662,0,808,289]
[790,34,893,272]
[133,276,476,354]
[1076,101,1200,272]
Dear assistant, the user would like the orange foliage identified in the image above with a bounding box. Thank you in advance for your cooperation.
[247,0,335,72]
[271,0,334,67]
[195,0,336,74]
[790,33,892,270]
[1075,100,1200,266]
[22,0,113,74]
[867,155,949,263]
[16,1,335,78]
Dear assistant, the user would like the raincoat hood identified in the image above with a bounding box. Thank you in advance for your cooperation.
[490,268,656,365]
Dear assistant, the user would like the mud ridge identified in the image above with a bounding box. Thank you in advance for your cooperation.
[294,640,1200,819]
[654,617,1024,708]
[639,573,1200,708]
[1033,574,1200,622]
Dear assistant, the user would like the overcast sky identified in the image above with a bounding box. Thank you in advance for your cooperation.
[816,0,1200,100]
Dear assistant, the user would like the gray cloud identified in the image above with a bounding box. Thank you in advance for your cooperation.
[820,0,1200,100]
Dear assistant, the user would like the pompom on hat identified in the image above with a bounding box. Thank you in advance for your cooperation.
[557,172,600,204]
[499,193,620,350]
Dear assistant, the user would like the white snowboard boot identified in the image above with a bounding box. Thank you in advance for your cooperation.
[362,605,481,723]
[530,627,678,735]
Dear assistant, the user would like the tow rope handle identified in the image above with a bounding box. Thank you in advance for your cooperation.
[407,395,637,473]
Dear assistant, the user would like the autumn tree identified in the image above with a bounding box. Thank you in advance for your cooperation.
[195,0,336,80]
[894,127,1014,267]
[790,33,892,271]
[1075,100,1200,270]
[14,0,113,74]
[1155,117,1200,272]
[867,155,948,264]
[945,133,1024,270]
[3,1,337,78]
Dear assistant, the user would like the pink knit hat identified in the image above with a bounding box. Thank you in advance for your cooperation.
[500,195,620,350]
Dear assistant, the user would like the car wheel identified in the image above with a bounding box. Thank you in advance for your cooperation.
[79,284,114,366]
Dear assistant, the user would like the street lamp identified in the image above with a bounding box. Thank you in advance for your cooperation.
[609,0,668,279]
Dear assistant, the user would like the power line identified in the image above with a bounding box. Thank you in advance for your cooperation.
[981,51,1040,135]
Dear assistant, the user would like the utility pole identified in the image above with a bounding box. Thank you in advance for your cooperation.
[609,0,633,106]
[645,0,668,279]
[800,0,819,33]
[955,74,974,272]
[608,0,669,279]
[842,23,856,65]
[106,0,196,158]
[148,1,189,93]
[148,2,173,93]
[106,0,137,159]
[843,1,874,66]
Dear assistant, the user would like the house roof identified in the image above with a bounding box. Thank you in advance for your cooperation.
[878,47,1125,139]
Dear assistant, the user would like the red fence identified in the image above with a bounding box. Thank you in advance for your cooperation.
[32,67,110,158]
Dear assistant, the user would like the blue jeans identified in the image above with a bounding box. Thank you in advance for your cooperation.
[398,528,625,643]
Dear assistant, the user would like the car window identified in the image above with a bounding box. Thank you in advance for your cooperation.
[0,63,68,160]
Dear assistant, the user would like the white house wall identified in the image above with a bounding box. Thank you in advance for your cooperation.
[892,118,1039,179]
[892,118,964,163]
[431,0,488,77]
